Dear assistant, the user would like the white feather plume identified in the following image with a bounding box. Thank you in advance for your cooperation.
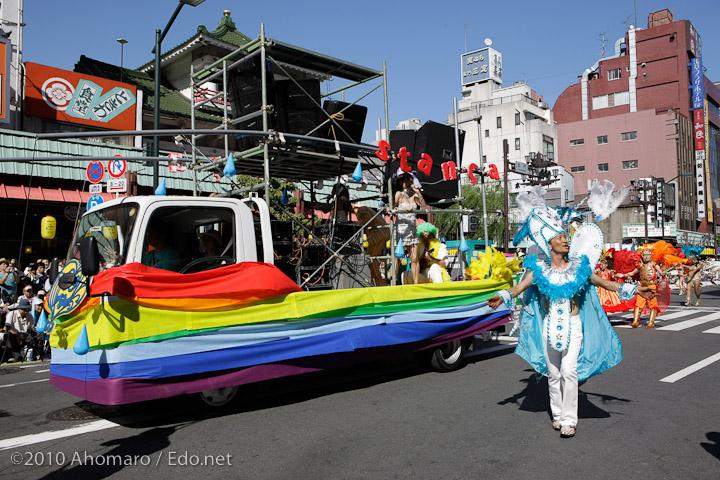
[588,180,629,221]
[515,186,547,222]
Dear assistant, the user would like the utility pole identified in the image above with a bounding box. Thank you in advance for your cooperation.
[503,139,509,253]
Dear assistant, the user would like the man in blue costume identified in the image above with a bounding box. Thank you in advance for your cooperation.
[488,186,654,438]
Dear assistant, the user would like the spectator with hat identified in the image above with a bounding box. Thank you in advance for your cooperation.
[0,258,18,304]
[3,296,36,362]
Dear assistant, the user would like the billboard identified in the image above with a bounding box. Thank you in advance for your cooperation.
[686,22,702,58]
[691,57,704,110]
[461,47,502,86]
[25,62,137,130]
[0,37,10,124]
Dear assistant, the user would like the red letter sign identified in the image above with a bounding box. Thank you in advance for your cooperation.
[417,153,433,177]
[375,140,390,162]
[467,163,479,186]
[398,146,412,173]
[488,164,500,180]
[441,161,457,181]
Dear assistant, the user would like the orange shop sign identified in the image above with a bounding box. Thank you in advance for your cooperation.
[24,62,137,130]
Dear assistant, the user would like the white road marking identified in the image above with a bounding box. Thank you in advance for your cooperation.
[657,312,720,331]
[660,352,720,383]
[19,363,48,369]
[0,379,49,388]
[34,369,50,373]
[0,419,120,450]
[702,325,720,334]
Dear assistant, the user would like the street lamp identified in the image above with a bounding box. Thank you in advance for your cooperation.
[116,38,128,83]
[152,0,206,190]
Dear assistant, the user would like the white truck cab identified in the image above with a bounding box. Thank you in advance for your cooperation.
[70,196,274,275]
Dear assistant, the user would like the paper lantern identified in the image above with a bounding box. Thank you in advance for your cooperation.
[41,215,57,240]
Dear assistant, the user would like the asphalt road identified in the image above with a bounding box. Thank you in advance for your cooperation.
[0,284,718,479]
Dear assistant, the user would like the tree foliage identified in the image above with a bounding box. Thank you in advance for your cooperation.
[433,182,513,248]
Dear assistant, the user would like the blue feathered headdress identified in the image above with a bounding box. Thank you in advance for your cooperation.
[681,246,704,258]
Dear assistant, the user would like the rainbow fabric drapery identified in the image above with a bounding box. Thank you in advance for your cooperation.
[49,262,512,405]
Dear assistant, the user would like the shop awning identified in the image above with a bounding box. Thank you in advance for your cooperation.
[0,184,115,203]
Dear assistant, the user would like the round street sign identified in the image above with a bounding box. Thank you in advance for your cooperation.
[108,156,127,178]
[87,161,104,184]
[87,194,104,211]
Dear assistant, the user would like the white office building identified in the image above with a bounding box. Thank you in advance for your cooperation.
[448,45,573,207]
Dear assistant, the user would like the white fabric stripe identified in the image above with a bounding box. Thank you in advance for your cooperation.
[660,352,720,383]
[0,420,119,450]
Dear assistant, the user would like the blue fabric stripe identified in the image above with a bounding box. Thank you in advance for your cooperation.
[50,312,509,381]
[51,302,499,365]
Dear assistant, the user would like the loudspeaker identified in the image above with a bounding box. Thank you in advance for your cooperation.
[276,79,322,137]
[388,121,464,205]
[227,57,278,150]
[321,100,367,144]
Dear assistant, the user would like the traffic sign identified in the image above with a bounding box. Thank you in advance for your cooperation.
[108,178,128,193]
[86,161,104,184]
[108,156,127,178]
[87,194,104,211]
[89,184,103,194]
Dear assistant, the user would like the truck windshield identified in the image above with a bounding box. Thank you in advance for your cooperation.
[68,203,139,272]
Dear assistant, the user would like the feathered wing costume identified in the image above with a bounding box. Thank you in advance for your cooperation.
[512,181,630,381]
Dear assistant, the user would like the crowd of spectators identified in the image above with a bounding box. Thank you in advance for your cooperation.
[1,257,57,363]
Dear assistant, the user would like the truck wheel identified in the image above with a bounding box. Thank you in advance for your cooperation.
[428,339,469,372]
[197,386,239,408]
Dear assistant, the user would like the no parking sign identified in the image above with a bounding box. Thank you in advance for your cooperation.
[86,161,104,184]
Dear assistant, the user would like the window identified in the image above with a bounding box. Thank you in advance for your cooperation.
[485,129,489,137]
[622,159,638,170]
[608,68,621,80]
[608,93,615,107]
[621,131,638,142]
[570,138,585,146]
[515,138,521,150]
[597,135,608,145]
[598,163,609,172]
[592,91,630,110]
[570,166,585,173]
[496,116,502,128]
[543,135,555,161]
[515,112,521,125]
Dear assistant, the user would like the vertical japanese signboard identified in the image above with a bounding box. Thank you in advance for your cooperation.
[691,56,706,220]
[0,37,10,124]
[705,99,712,222]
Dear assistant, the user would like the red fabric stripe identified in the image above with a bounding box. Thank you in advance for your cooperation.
[90,262,301,300]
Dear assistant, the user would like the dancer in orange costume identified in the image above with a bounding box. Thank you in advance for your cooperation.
[618,248,664,328]
[595,258,626,313]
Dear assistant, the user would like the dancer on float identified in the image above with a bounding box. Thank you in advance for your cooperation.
[487,182,654,438]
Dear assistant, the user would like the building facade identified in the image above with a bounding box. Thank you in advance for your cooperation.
[448,46,571,212]
[553,9,720,250]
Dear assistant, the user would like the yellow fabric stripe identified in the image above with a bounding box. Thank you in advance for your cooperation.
[50,279,508,350]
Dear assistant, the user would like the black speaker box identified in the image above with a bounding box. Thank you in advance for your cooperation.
[227,57,278,150]
[387,121,464,205]
[276,79,322,137]
[321,100,367,144]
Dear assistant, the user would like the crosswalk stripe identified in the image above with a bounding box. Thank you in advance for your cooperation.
[660,351,720,383]
[657,312,720,331]
[702,326,720,334]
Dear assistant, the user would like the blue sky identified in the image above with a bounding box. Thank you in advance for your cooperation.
[20,0,720,142]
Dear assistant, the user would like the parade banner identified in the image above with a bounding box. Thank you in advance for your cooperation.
[24,62,137,130]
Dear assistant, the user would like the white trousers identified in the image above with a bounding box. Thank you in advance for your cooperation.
[545,314,583,427]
